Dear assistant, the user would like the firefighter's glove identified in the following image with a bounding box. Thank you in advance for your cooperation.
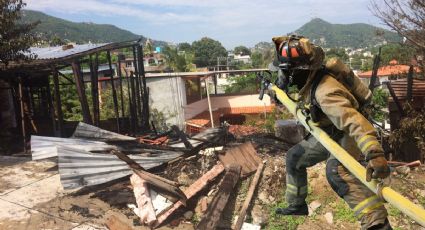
[366,156,390,182]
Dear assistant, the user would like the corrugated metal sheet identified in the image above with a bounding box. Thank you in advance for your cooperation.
[29,43,109,60]
[72,122,136,141]
[389,79,425,99]
[58,145,182,189]
[31,135,116,160]
[170,127,224,148]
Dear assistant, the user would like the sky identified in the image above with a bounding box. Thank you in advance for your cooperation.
[24,0,383,49]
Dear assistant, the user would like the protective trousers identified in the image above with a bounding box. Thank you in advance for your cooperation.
[285,134,388,229]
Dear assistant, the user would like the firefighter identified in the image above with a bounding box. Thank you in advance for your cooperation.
[272,35,392,230]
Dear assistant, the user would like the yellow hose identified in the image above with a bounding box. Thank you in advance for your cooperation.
[271,84,425,226]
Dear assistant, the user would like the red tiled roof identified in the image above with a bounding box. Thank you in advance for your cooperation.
[358,65,420,78]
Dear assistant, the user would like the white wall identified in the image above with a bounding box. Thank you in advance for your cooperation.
[146,77,186,130]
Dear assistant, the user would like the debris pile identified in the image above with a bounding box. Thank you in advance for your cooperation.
[28,122,288,229]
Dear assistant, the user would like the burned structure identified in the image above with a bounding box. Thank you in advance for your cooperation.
[0,41,150,153]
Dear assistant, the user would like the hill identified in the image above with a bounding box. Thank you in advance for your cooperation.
[20,10,166,46]
[294,18,401,48]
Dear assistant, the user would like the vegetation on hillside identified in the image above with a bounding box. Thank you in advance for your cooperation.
[0,1,38,64]
[295,18,401,48]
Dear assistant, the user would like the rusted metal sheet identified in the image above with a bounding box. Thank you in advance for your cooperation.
[72,122,136,141]
[57,146,182,189]
[154,163,225,227]
[31,135,116,160]
[197,164,241,230]
[170,127,225,148]
[218,142,262,177]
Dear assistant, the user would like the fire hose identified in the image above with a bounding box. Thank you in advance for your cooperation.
[261,81,425,226]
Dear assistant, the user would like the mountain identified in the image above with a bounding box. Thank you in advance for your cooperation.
[20,10,166,46]
[294,18,401,49]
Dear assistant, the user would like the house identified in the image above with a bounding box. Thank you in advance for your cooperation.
[0,41,149,153]
[357,60,420,86]
[143,69,271,133]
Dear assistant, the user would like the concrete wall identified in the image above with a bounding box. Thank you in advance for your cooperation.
[183,98,208,120]
[146,76,186,130]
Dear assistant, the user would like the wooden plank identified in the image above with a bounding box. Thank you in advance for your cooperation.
[111,150,187,203]
[154,163,225,228]
[71,61,92,124]
[234,162,264,230]
[130,174,157,226]
[196,164,241,230]
[218,142,261,177]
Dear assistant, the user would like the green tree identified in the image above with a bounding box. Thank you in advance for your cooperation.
[163,45,190,72]
[178,42,192,52]
[192,37,227,67]
[234,45,251,56]
[379,43,415,65]
[325,48,349,62]
[251,51,263,68]
[0,0,38,65]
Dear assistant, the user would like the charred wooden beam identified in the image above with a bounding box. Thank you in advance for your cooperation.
[46,78,57,136]
[407,65,414,102]
[111,150,187,203]
[71,61,92,124]
[117,58,125,120]
[129,71,138,133]
[52,68,64,137]
[107,51,121,133]
[234,162,264,230]
[137,45,149,129]
[386,82,405,117]
[196,164,241,230]
[155,163,225,228]
[89,54,100,126]
[132,46,142,127]
[18,77,27,153]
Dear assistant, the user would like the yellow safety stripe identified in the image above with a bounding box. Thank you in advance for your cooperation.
[358,135,375,146]
[286,184,307,195]
[353,195,384,217]
[357,202,384,218]
[358,135,378,152]
[360,140,380,153]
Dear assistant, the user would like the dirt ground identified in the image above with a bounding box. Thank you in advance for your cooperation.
[1,133,425,230]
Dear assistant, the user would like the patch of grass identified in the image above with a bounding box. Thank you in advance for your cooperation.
[334,199,357,223]
[267,198,306,230]
[191,213,200,225]
[388,206,402,217]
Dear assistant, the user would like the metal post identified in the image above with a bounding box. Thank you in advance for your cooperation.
[205,77,214,128]
[107,51,120,133]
